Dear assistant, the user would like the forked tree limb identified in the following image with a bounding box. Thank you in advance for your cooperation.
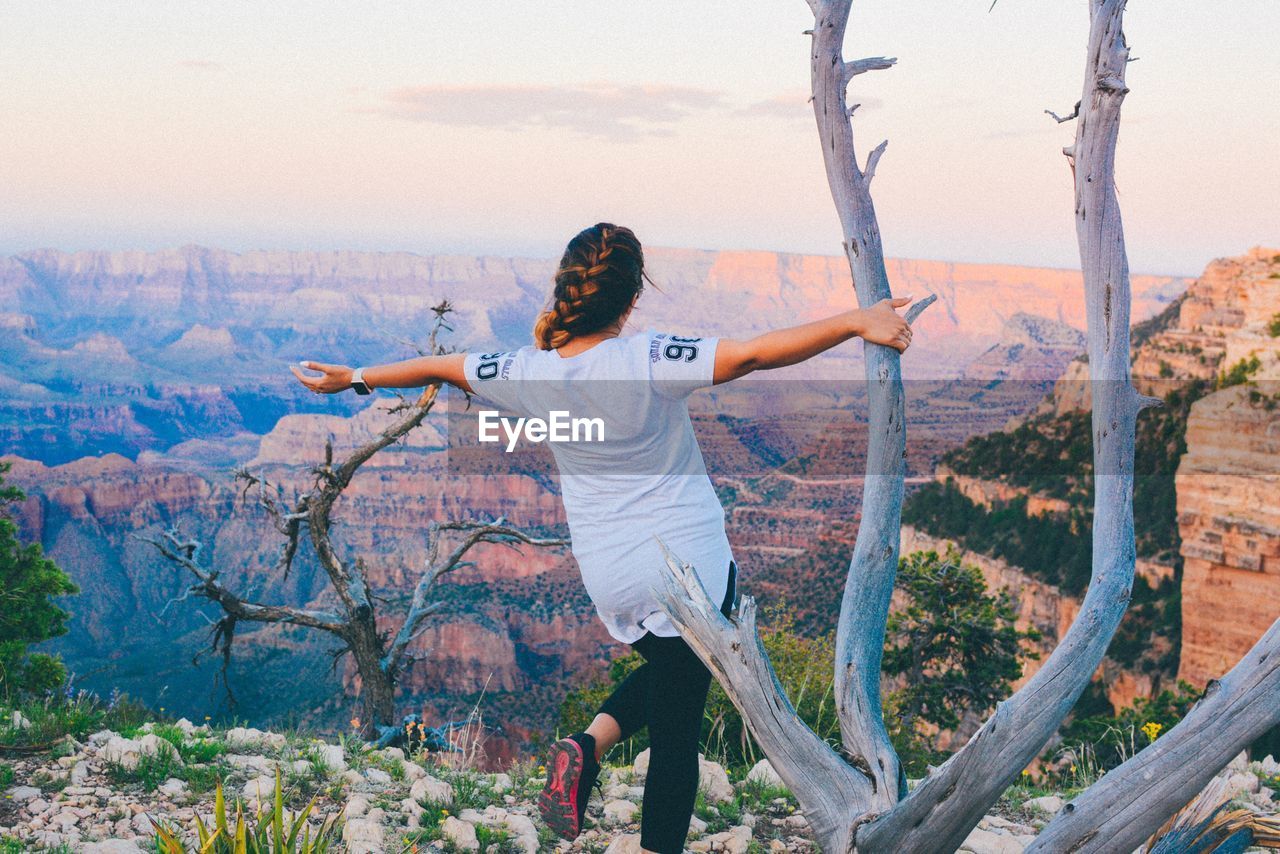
[858,2,1143,849]
[307,382,442,616]
[806,0,924,811]
[382,518,568,676]
[1030,619,1280,852]
[652,538,869,852]
[137,527,346,633]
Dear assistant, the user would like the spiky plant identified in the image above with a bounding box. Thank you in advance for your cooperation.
[153,768,342,853]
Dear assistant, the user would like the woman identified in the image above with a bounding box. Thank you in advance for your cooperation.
[292,223,913,853]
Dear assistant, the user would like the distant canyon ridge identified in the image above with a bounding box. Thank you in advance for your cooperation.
[0,244,1193,758]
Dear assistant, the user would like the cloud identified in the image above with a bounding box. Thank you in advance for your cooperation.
[734,90,882,120]
[371,82,729,142]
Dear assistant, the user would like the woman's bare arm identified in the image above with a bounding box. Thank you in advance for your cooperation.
[713,296,913,385]
[290,352,473,395]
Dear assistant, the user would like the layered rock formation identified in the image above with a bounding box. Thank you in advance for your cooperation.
[0,245,1183,464]
[1177,386,1280,687]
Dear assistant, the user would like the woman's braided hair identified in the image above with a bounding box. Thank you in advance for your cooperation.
[533,222,655,350]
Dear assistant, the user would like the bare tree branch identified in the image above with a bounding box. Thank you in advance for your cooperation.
[1030,619,1280,852]
[859,2,1141,848]
[651,538,869,852]
[136,528,346,633]
[382,518,568,676]
[1045,100,1081,124]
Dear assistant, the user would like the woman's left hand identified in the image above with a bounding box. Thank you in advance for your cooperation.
[291,361,353,394]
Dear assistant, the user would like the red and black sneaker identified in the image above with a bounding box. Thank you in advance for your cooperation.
[538,734,601,840]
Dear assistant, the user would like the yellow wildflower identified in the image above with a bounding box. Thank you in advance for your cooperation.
[1141,721,1162,741]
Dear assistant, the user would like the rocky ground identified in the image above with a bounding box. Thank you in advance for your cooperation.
[3,717,1279,853]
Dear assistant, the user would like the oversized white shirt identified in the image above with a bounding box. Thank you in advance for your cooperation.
[462,328,734,644]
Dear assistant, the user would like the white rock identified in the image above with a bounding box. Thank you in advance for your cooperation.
[82,840,146,854]
[364,767,392,785]
[1257,754,1280,777]
[603,798,639,824]
[633,748,650,779]
[698,756,734,804]
[707,825,753,854]
[961,827,1026,854]
[224,727,287,752]
[400,797,425,824]
[381,747,406,761]
[401,760,426,781]
[689,814,708,834]
[441,816,480,851]
[604,833,643,854]
[410,774,453,804]
[70,761,91,784]
[99,737,143,771]
[745,758,785,789]
[158,778,188,798]
[342,817,385,854]
[1225,771,1261,797]
[1026,795,1065,815]
[87,730,117,746]
[242,775,277,801]
[139,734,181,762]
[7,785,41,802]
[12,709,31,729]
[503,812,539,853]
[174,718,198,735]
[491,772,513,792]
[316,743,347,772]
[225,753,274,773]
[131,813,155,835]
[344,795,370,818]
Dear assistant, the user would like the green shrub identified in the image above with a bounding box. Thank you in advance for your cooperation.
[1058,680,1202,773]
[0,461,79,701]
[883,549,1041,776]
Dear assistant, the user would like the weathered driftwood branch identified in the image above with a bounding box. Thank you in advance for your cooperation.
[1030,618,1280,853]
[859,2,1145,849]
[804,0,935,814]
[652,539,869,852]
[652,0,1198,851]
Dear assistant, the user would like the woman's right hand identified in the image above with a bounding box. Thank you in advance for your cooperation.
[856,296,914,353]
[290,361,354,394]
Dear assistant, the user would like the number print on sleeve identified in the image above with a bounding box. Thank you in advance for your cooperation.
[662,335,702,363]
[476,352,505,380]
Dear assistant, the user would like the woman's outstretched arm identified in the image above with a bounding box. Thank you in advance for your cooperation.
[290,353,473,395]
[712,296,914,385]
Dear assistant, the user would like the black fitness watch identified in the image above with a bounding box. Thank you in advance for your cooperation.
[350,367,372,395]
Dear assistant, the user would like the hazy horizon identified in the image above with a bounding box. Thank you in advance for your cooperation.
[3,2,1278,279]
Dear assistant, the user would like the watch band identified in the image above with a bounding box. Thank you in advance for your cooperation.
[351,367,372,395]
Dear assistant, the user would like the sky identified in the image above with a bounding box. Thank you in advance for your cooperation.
[1,1,1277,276]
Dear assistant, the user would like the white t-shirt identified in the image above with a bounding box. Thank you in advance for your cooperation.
[462,328,734,644]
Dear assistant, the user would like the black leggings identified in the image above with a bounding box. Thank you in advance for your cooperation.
[596,561,738,854]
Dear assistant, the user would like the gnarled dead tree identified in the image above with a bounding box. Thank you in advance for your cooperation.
[654,1,1280,851]
[141,303,566,743]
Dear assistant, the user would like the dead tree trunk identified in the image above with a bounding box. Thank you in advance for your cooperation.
[654,1,1277,850]
[142,303,566,742]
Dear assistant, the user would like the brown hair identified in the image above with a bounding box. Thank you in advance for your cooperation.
[533,222,655,350]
